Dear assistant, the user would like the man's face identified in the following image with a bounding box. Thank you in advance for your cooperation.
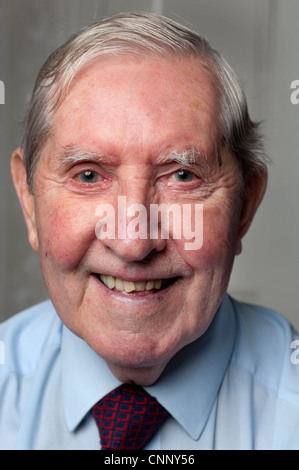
[14,55,262,384]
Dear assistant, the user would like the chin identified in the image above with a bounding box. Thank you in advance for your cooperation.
[90,330,180,373]
[104,352,171,386]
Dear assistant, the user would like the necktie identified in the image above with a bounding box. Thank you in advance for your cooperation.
[92,383,169,450]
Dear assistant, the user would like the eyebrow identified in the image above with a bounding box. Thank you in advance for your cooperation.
[157,146,222,167]
[56,145,114,167]
[55,144,222,168]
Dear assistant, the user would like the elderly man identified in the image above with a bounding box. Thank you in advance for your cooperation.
[1,12,299,450]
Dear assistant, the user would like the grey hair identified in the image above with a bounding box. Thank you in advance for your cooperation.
[22,11,268,191]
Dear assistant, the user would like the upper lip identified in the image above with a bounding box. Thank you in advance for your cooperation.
[93,272,179,282]
[90,261,191,282]
[90,264,185,282]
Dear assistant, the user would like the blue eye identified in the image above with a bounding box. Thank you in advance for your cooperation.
[173,170,194,182]
[78,170,99,184]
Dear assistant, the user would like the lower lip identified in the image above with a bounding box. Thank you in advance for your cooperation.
[91,275,179,302]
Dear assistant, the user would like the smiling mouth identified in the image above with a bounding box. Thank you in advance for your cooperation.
[95,274,179,293]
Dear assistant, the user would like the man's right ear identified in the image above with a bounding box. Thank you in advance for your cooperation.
[10,148,39,253]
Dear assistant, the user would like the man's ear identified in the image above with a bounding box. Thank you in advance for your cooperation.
[236,170,267,255]
[10,148,39,253]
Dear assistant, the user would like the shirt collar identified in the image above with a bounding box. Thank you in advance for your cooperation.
[143,295,236,439]
[61,327,122,431]
[61,294,236,440]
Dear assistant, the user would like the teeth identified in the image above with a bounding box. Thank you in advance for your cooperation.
[145,280,155,291]
[106,276,115,289]
[124,281,136,293]
[115,278,124,291]
[99,275,164,293]
[135,281,147,291]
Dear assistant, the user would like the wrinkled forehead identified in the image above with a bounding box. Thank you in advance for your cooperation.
[56,49,220,104]
[54,54,222,141]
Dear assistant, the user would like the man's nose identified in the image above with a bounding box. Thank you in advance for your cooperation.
[97,181,167,263]
[103,233,167,263]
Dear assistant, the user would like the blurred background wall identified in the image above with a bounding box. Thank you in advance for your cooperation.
[0,0,298,328]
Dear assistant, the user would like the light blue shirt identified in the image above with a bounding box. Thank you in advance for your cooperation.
[1,294,299,450]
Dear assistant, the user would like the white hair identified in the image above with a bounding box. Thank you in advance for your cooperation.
[22,11,268,191]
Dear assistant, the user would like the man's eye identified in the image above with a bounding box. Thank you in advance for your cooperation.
[77,170,100,184]
[172,169,195,183]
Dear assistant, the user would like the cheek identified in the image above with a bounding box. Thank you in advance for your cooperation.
[179,203,240,271]
[36,200,97,270]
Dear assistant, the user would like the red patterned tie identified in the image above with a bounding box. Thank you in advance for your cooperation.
[92,384,169,450]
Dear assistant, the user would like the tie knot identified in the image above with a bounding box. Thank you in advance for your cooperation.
[92,384,169,450]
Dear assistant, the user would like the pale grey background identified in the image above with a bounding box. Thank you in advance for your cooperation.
[0,0,298,328]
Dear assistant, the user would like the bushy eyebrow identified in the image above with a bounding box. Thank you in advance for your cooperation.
[156,146,223,167]
[55,145,114,168]
[55,144,222,168]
